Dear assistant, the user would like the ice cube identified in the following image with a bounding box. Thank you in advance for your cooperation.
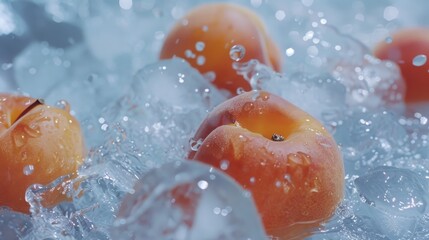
[110,160,267,240]
[334,109,407,172]
[88,58,226,154]
[0,208,32,240]
[354,166,429,238]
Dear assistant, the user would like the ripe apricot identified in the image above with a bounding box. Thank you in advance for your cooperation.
[160,3,281,96]
[0,94,85,213]
[188,91,344,239]
[374,28,429,103]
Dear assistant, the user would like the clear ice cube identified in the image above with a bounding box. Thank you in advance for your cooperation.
[110,160,267,240]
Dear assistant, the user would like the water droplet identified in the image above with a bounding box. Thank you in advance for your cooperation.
[184,49,195,59]
[275,180,282,188]
[56,100,71,112]
[220,160,229,170]
[275,10,286,21]
[196,55,205,66]
[412,54,427,67]
[24,124,42,138]
[383,6,399,21]
[202,25,209,32]
[200,72,215,83]
[195,41,205,51]
[23,165,34,175]
[101,124,109,131]
[229,45,246,61]
[287,152,312,179]
[385,36,393,44]
[250,177,256,184]
[285,48,295,57]
[189,138,203,151]
[197,180,208,190]
[13,132,26,148]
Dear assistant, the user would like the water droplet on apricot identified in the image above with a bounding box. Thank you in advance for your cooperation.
[196,55,205,66]
[23,165,34,176]
[24,124,42,138]
[13,132,26,148]
[220,160,229,170]
[195,41,205,51]
[412,54,427,67]
[250,177,256,184]
[229,45,246,61]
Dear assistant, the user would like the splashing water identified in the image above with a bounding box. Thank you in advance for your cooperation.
[1,0,429,240]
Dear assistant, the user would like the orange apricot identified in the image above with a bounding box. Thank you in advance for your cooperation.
[0,94,85,213]
[374,28,429,103]
[188,90,344,239]
[160,3,282,96]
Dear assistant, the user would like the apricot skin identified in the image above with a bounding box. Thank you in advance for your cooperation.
[189,91,344,239]
[160,3,282,96]
[0,94,85,213]
[374,28,429,103]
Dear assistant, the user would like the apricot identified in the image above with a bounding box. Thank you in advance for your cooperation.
[188,91,344,239]
[160,3,282,96]
[374,28,429,103]
[0,94,85,213]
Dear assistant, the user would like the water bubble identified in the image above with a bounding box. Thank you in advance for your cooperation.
[204,71,216,82]
[383,6,399,21]
[184,49,195,59]
[196,55,205,66]
[101,124,109,131]
[119,0,133,10]
[301,0,314,7]
[55,100,71,112]
[195,41,205,52]
[412,54,427,67]
[220,160,229,170]
[197,180,208,190]
[285,48,295,57]
[23,125,42,138]
[385,36,393,44]
[189,138,203,151]
[250,177,256,184]
[275,10,286,21]
[229,45,246,62]
[23,165,34,175]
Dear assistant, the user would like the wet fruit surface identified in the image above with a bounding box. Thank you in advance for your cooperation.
[0,94,85,213]
[188,90,344,239]
[160,3,282,96]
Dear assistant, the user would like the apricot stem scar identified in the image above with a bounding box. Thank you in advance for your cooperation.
[272,133,284,141]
